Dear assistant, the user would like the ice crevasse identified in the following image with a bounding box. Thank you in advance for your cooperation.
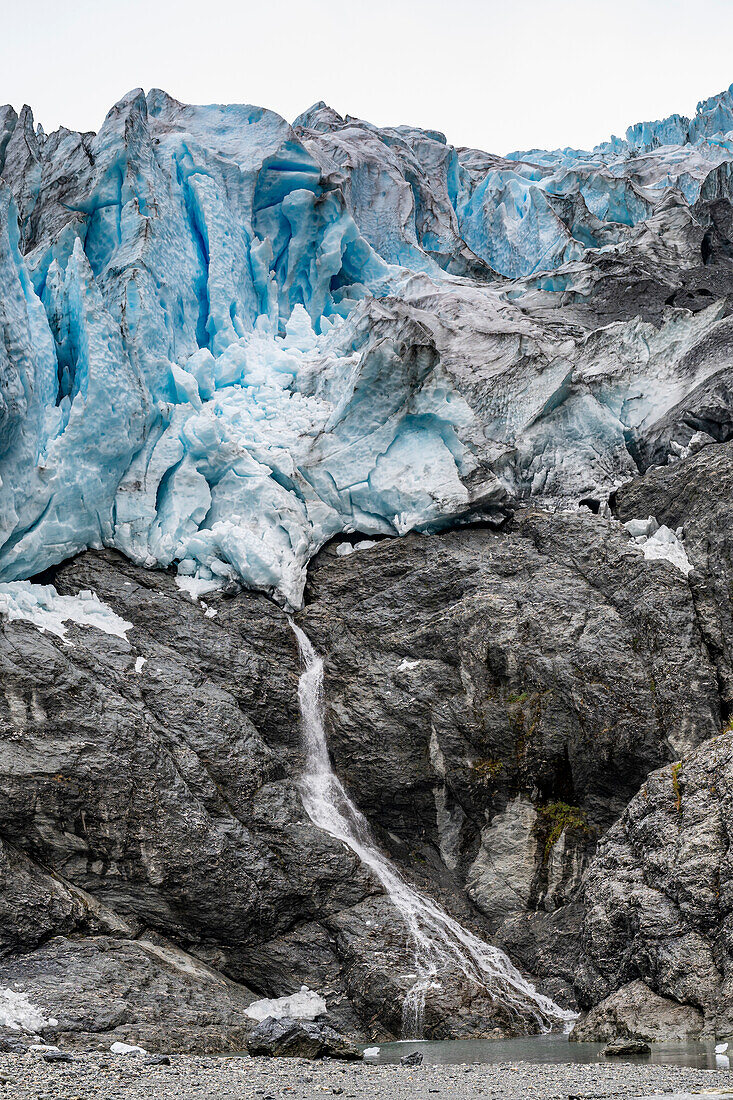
[2,85,733,604]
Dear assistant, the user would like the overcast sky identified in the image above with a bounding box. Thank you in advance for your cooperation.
[4,0,733,154]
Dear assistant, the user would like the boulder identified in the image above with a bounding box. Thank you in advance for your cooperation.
[246,1017,362,1060]
[0,1031,28,1054]
[602,1038,651,1056]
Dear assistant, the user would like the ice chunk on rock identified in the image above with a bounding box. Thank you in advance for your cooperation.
[110,1042,147,1056]
[174,576,223,602]
[624,517,692,576]
[0,582,132,643]
[0,988,52,1032]
[244,987,327,1022]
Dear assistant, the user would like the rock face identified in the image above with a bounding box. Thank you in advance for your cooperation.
[0,936,259,1053]
[572,981,704,1044]
[0,549,406,1046]
[573,729,733,1039]
[299,507,720,1008]
[0,476,728,1045]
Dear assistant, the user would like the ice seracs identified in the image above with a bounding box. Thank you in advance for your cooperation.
[2,85,733,603]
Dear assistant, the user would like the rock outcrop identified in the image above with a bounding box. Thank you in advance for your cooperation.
[571,981,704,1044]
[573,728,733,1039]
[1,471,728,1043]
[0,936,259,1053]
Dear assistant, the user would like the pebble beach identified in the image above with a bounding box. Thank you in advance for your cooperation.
[2,1053,733,1100]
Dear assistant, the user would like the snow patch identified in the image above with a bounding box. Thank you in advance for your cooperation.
[624,516,692,576]
[0,582,132,644]
[244,986,327,1022]
[0,988,53,1032]
[174,576,222,602]
[134,656,146,674]
[110,1041,147,1055]
[398,658,420,672]
[335,539,378,558]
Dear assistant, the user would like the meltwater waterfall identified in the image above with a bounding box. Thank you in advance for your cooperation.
[291,622,573,1038]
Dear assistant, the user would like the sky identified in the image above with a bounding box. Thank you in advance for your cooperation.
[3,0,733,155]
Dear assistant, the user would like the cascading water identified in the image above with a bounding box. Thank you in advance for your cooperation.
[290,621,574,1039]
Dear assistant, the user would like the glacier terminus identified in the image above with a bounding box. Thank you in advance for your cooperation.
[4,86,733,606]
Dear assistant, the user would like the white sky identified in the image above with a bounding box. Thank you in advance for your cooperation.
[4,0,733,155]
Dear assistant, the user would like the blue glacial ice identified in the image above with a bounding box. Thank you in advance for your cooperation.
[2,84,733,604]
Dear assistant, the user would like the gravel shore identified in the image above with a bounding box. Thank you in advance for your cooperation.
[1,1053,733,1099]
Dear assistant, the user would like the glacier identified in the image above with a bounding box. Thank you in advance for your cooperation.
[3,85,733,604]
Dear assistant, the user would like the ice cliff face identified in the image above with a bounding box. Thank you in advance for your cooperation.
[4,85,733,605]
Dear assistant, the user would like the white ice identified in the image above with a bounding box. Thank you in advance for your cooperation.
[0,582,132,644]
[244,987,327,1022]
[625,516,693,576]
[110,1041,148,1055]
[0,988,53,1032]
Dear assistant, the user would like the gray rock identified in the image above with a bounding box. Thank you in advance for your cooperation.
[602,1038,651,1056]
[0,935,258,1054]
[571,981,704,1043]
[246,1017,362,1060]
[0,490,726,1043]
[400,1050,423,1065]
[564,441,733,1038]
[42,1050,74,1063]
[0,1033,28,1054]
[574,730,733,1038]
[0,552,381,1044]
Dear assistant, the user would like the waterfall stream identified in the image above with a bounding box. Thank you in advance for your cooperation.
[291,622,574,1038]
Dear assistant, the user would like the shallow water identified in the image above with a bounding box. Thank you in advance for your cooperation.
[363,1033,732,1070]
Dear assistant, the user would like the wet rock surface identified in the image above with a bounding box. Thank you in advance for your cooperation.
[300,507,721,1008]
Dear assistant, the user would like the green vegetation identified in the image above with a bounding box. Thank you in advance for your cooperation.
[671,761,683,813]
[537,801,592,861]
[470,758,503,784]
